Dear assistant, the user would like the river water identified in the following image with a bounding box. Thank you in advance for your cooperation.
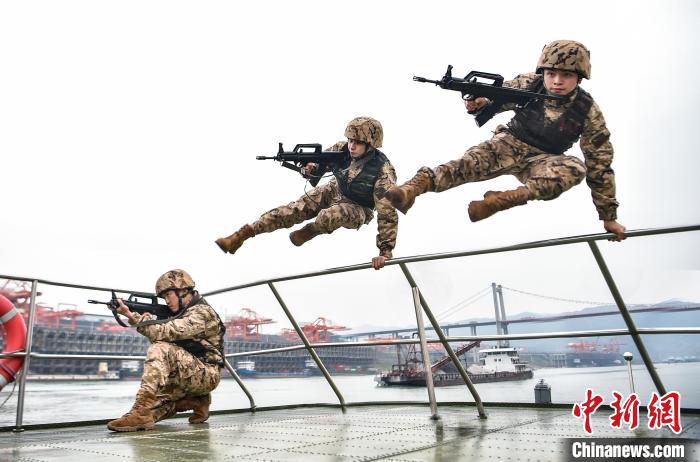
[1,362,698,427]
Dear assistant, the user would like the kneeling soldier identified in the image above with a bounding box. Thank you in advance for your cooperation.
[107,269,225,432]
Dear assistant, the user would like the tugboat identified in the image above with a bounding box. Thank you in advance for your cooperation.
[376,342,533,387]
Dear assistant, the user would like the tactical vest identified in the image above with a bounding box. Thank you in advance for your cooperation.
[507,76,594,154]
[333,145,389,209]
[171,296,226,367]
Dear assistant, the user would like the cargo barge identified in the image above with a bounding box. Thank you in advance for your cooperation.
[376,344,533,387]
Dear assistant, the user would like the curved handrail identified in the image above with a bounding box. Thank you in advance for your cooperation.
[202,225,700,296]
[3,225,697,297]
[2,224,698,431]
[3,326,699,361]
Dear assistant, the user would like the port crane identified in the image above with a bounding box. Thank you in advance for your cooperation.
[224,308,275,339]
[281,317,349,343]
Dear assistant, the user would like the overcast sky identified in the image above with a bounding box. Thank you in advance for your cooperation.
[1,1,699,335]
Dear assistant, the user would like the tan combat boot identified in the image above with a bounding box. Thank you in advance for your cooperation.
[383,170,433,214]
[175,394,211,424]
[467,186,530,222]
[289,223,322,247]
[215,224,255,254]
[107,390,158,432]
[152,401,176,423]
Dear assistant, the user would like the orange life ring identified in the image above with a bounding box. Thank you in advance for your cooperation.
[0,294,27,390]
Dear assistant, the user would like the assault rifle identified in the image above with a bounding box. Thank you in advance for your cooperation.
[256,143,349,187]
[413,65,566,127]
[88,291,172,327]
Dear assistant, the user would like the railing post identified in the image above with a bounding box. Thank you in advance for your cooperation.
[497,285,510,347]
[410,286,440,420]
[588,241,667,395]
[399,263,487,418]
[222,359,256,411]
[267,282,345,407]
[14,280,39,432]
[491,283,502,347]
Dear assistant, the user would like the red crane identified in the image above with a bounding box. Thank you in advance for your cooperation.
[0,280,41,312]
[281,317,349,343]
[567,339,622,353]
[224,308,275,339]
[567,341,598,352]
[0,281,82,330]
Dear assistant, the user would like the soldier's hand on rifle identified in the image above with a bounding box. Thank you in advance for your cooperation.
[372,255,388,270]
[303,162,317,175]
[115,299,137,323]
[603,220,627,242]
[465,97,489,113]
[115,299,131,317]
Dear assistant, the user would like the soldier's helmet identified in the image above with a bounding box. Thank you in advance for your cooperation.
[536,40,591,79]
[155,269,195,296]
[344,117,383,149]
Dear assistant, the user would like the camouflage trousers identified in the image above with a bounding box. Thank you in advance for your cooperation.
[422,126,586,201]
[252,179,373,235]
[138,341,220,420]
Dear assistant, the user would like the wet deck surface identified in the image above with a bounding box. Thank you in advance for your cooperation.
[2,405,699,461]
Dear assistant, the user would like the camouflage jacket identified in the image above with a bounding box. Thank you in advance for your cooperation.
[328,141,398,258]
[495,73,619,221]
[128,297,225,367]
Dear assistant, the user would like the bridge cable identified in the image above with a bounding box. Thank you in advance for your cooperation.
[499,286,613,306]
[436,286,492,321]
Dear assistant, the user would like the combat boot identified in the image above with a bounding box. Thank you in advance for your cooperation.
[467,186,530,222]
[383,170,433,214]
[152,402,176,423]
[289,223,322,247]
[107,390,158,432]
[175,394,211,424]
[215,224,255,254]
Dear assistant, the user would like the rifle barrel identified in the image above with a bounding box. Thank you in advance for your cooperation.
[413,76,437,83]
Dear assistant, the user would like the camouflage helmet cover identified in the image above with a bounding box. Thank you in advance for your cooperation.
[155,269,195,296]
[536,40,591,79]
[344,117,383,149]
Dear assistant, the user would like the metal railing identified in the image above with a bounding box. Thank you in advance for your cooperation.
[2,224,699,431]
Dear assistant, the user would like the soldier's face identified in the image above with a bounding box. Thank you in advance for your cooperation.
[161,289,187,312]
[543,69,579,95]
[347,139,367,158]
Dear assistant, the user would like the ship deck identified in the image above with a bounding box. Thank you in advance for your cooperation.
[2,404,699,461]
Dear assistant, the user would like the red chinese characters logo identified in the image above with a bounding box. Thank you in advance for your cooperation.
[648,391,681,434]
[572,390,682,434]
[572,388,605,434]
[609,391,640,430]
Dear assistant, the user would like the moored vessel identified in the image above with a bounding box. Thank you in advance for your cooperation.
[376,344,533,387]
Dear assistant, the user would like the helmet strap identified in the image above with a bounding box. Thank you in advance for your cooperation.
[175,288,194,313]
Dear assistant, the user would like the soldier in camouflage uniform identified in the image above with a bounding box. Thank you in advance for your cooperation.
[385,40,626,241]
[107,269,226,432]
[215,117,399,269]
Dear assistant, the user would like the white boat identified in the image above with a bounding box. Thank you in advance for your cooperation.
[467,346,534,380]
